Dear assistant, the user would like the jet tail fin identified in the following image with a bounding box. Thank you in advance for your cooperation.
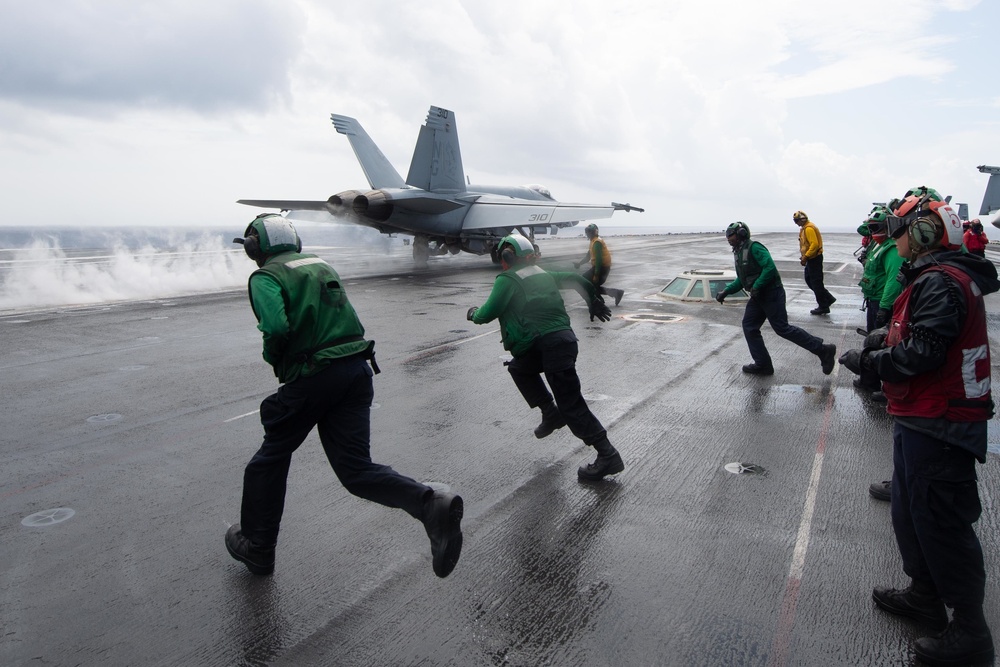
[330,114,405,190]
[406,106,466,192]
[977,165,1000,216]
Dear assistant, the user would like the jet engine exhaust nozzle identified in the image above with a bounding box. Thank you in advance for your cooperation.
[353,190,393,222]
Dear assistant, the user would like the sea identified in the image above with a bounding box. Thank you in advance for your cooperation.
[0,222,694,312]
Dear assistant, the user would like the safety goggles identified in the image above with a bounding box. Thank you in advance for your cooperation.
[886,213,914,240]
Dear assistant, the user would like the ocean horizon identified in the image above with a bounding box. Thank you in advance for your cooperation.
[0,221,822,312]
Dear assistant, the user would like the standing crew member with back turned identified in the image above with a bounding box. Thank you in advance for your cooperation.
[574,223,625,306]
[467,233,624,481]
[716,221,837,376]
[225,214,463,579]
[839,192,996,665]
[793,210,837,314]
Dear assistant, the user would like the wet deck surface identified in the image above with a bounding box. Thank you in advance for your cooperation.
[2,232,998,666]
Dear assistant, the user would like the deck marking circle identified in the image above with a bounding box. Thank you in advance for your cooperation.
[87,413,122,424]
[22,507,76,527]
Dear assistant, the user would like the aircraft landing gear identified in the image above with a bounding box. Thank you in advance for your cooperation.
[412,235,430,268]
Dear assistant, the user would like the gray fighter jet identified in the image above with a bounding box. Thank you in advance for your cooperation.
[238,106,643,266]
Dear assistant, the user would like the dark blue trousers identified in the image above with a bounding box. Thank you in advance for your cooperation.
[506,331,607,446]
[804,254,836,308]
[240,355,429,546]
[742,284,823,369]
[890,422,986,607]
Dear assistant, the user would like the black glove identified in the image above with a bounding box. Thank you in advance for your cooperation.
[589,297,612,322]
[573,260,582,269]
[874,308,891,328]
[863,326,888,350]
[838,349,868,375]
[715,291,727,304]
[750,287,761,301]
[466,307,477,321]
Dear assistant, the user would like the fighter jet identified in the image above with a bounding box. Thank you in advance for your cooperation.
[976,165,1000,229]
[238,106,643,266]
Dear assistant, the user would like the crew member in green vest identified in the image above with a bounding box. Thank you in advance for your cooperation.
[467,233,624,481]
[225,214,462,579]
[716,221,837,376]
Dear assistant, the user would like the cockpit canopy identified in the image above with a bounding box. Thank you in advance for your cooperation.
[525,184,554,200]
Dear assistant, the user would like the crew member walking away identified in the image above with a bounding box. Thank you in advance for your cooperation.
[574,223,625,306]
[854,205,904,396]
[715,222,837,376]
[793,210,837,314]
[467,233,624,481]
[225,214,463,578]
[964,218,989,257]
[839,192,996,666]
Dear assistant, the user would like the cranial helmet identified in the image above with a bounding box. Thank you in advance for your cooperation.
[585,223,599,238]
[236,213,302,265]
[903,185,944,203]
[792,210,809,223]
[866,205,890,235]
[887,193,963,253]
[498,232,536,265]
[726,221,750,241]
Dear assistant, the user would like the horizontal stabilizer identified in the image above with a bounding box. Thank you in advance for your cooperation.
[461,198,616,231]
[331,113,406,190]
[237,199,330,211]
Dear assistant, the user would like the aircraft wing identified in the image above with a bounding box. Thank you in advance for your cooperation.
[460,197,618,231]
[237,199,330,211]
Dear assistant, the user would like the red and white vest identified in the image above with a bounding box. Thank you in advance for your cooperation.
[883,264,993,421]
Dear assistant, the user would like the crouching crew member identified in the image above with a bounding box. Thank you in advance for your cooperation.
[468,233,624,481]
[840,193,996,665]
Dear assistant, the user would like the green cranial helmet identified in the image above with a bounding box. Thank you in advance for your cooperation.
[244,213,302,258]
[866,205,890,234]
[498,232,536,259]
[585,223,599,238]
[725,221,750,241]
[903,186,943,203]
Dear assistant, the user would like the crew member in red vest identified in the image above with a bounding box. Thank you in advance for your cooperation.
[840,192,997,665]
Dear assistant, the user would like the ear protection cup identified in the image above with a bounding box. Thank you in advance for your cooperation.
[243,233,262,263]
[737,226,749,241]
[909,216,941,252]
[500,247,516,266]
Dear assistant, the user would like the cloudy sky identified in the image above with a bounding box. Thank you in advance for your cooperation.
[1,0,998,234]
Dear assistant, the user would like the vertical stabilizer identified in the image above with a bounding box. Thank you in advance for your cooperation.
[977,165,1000,216]
[330,114,406,190]
[406,106,466,192]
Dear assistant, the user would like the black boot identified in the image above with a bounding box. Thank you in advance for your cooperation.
[225,523,275,576]
[578,436,625,481]
[422,490,464,578]
[609,288,624,306]
[914,607,994,666]
[534,400,566,439]
[872,581,948,630]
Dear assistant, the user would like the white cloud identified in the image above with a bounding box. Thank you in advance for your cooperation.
[0,0,996,233]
